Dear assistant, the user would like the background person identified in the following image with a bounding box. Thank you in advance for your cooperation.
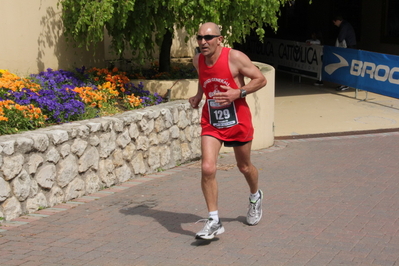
[306,31,322,45]
[189,22,267,240]
[333,15,357,91]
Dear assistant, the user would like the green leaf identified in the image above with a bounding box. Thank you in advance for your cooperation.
[59,0,294,67]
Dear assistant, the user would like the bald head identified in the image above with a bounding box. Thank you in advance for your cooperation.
[198,22,221,36]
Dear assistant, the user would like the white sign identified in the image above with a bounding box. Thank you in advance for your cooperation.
[242,37,323,80]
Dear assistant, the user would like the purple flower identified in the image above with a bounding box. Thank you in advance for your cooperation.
[2,67,165,127]
[124,82,164,106]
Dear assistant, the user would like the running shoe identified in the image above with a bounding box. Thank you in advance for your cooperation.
[195,218,225,240]
[336,85,350,91]
[246,189,263,225]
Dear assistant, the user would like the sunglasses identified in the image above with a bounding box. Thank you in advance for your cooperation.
[196,35,221,41]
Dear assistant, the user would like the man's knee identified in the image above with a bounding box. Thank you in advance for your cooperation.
[202,161,217,177]
[237,162,252,175]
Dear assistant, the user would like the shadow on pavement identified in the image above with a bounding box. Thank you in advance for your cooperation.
[119,202,246,246]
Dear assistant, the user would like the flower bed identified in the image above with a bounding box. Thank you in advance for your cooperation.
[0,67,164,135]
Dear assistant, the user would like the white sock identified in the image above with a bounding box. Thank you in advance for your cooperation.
[209,211,219,223]
[250,190,260,202]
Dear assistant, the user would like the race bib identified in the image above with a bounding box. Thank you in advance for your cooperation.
[208,99,238,128]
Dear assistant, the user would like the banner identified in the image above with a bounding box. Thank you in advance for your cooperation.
[322,46,399,99]
[242,37,323,80]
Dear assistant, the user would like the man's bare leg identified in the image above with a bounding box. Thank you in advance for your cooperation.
[195,136,225,240]
[200,135,223,212]
[233,141,258,194]
[234,141,263,225]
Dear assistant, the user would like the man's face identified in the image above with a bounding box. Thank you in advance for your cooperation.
[333,20,342,27]
[197,26,222,56]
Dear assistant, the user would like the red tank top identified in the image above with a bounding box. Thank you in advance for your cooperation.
[199,47,254,142]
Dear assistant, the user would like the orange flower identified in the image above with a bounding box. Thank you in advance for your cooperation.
[0,70,41,92]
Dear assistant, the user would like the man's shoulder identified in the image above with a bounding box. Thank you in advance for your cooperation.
[228,48,246,58]
[193,53,201,64]
[193,52,201,60]
[342,20,352,27]
[228,48,251,65]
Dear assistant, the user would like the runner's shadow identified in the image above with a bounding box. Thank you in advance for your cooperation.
[119,202,245,246]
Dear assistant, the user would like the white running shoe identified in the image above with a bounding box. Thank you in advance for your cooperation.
[246,190,263,225]
[195,218,225,240]
[336,85,350,91]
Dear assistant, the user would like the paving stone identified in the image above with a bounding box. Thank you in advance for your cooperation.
[0,132,399,265]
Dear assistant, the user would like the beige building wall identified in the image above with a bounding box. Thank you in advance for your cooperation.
[171,28,198,59]
[0,0,105,77]
[104,27,198,63]
[1,1,228,76]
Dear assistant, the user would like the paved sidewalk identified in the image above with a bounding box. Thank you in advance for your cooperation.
[1,131,399,265]
[274,73,399,137]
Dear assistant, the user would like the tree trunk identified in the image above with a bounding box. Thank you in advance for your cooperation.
[159,29,173,73]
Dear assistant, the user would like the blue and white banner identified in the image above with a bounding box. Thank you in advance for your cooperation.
[322,46,399,99]
[242,37,323,80]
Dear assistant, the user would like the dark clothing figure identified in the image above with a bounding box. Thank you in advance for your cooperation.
[337,20,357,49]
[333,16,357,91]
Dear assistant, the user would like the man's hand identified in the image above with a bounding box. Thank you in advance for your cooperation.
[189,94,202,108]
[214,85,241,105]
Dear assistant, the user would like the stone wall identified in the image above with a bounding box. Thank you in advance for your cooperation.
[0,100,202,221]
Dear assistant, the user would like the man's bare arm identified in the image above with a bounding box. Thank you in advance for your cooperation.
[215,50,267,104]
[230,49,267,95]
[189,54,204,108]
